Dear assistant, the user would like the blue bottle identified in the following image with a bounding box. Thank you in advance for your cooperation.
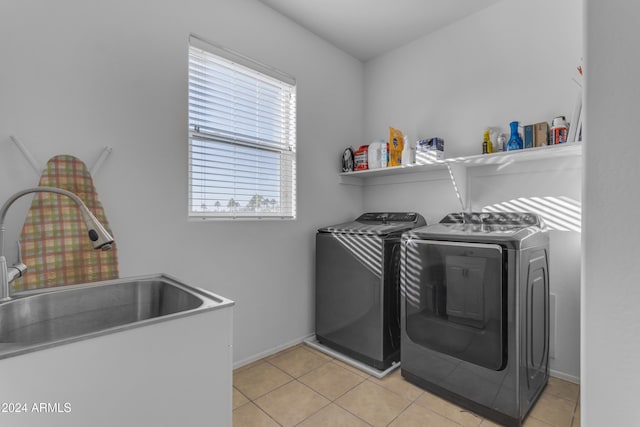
[506,121,523,151]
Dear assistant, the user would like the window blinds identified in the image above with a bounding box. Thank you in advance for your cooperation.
[188,36,297,219]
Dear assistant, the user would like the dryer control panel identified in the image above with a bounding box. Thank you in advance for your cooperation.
[441,212,540,227]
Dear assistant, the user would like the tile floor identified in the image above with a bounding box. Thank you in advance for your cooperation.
[233,344,580,427]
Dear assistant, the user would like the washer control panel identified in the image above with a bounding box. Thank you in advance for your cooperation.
[357,212,420,224]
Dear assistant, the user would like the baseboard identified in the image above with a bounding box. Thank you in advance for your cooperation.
[233,333,315,370]
[550,369,580,384]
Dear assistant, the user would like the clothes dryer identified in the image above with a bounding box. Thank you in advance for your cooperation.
[316,212,425,370]
[400,212,549,427]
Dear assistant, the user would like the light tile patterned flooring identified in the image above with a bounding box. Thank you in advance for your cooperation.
[233,344,580,427]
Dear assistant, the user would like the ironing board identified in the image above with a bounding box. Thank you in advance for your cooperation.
[12,155,119,291]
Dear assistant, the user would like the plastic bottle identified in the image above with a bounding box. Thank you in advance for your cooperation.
[402,135,415,165]
[385,142,391,167]
[550,116,569,144]
[482,130,493,154]
[496,133,506,152]
[506,121,523,151]
[409,137,416,164]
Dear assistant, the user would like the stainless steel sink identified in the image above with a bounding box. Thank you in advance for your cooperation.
[0,273,233,359]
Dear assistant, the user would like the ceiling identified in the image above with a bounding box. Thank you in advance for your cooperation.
[257,0,502,62]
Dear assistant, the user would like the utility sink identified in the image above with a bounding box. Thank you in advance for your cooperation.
[0,273,232,359]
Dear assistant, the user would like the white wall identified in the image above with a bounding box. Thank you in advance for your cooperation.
[364,0,583,154]
[5,2,617,408]
[583,0,640,425]
[0,0,364,365]
[361,0,583,380]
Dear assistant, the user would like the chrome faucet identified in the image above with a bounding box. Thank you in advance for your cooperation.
[0,186,114,302]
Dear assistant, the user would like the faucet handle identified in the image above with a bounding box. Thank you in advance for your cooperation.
[9,263,27,281]
[0,254,28,302]
[17,240,23,264]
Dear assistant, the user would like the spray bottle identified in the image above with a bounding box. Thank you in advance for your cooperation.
[402,135,415,165]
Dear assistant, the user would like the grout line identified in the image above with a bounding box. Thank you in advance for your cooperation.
[290,394,332,427]
[545,391,581,404]
[569,395,580,427]
[253,375,296,401]
[233,399,252,412]
[381,399,416,427]
[249,380,302,426]
[317,366,368,402]
[367,374,425,403]
[255,401,284,427]
[331,399,373,427]
[364,376,405,399]
[234,400,284,427]
[527,415,554,426]
[542,391,580,406]
[292,363,372,426]
[233,386,251,407]
[303,360,367,400]
[234,363,295,402]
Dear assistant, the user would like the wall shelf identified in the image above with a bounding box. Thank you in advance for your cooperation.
[339,142,583,186]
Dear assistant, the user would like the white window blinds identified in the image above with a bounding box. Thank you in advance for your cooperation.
[188,35,297,219]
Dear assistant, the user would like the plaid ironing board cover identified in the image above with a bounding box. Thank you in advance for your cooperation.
[12,155,119,291]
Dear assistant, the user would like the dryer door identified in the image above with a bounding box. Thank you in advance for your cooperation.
[403,239,506,370]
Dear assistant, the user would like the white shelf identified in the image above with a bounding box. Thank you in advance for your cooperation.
[339,142,582,185]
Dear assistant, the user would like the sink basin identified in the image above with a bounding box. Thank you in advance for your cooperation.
[0,273,234,425]
[0,273,232,359]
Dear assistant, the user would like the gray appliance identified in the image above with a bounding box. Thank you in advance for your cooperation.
[316,212,426,370]
[400,212,549,427]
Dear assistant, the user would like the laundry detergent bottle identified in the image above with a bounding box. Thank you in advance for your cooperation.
[506,121,523,151]
[482,130,493,154]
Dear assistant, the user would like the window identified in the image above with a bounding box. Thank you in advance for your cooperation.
[188,35,297,219]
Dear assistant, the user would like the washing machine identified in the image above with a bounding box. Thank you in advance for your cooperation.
[316,212,426,370]
[400,212,549,427]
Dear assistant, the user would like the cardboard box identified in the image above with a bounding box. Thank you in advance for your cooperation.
[416,137,444,162]
[534,122,549,147]
[524,125,534,149]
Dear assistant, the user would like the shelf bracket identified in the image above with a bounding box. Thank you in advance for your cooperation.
[446,162,469,213]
